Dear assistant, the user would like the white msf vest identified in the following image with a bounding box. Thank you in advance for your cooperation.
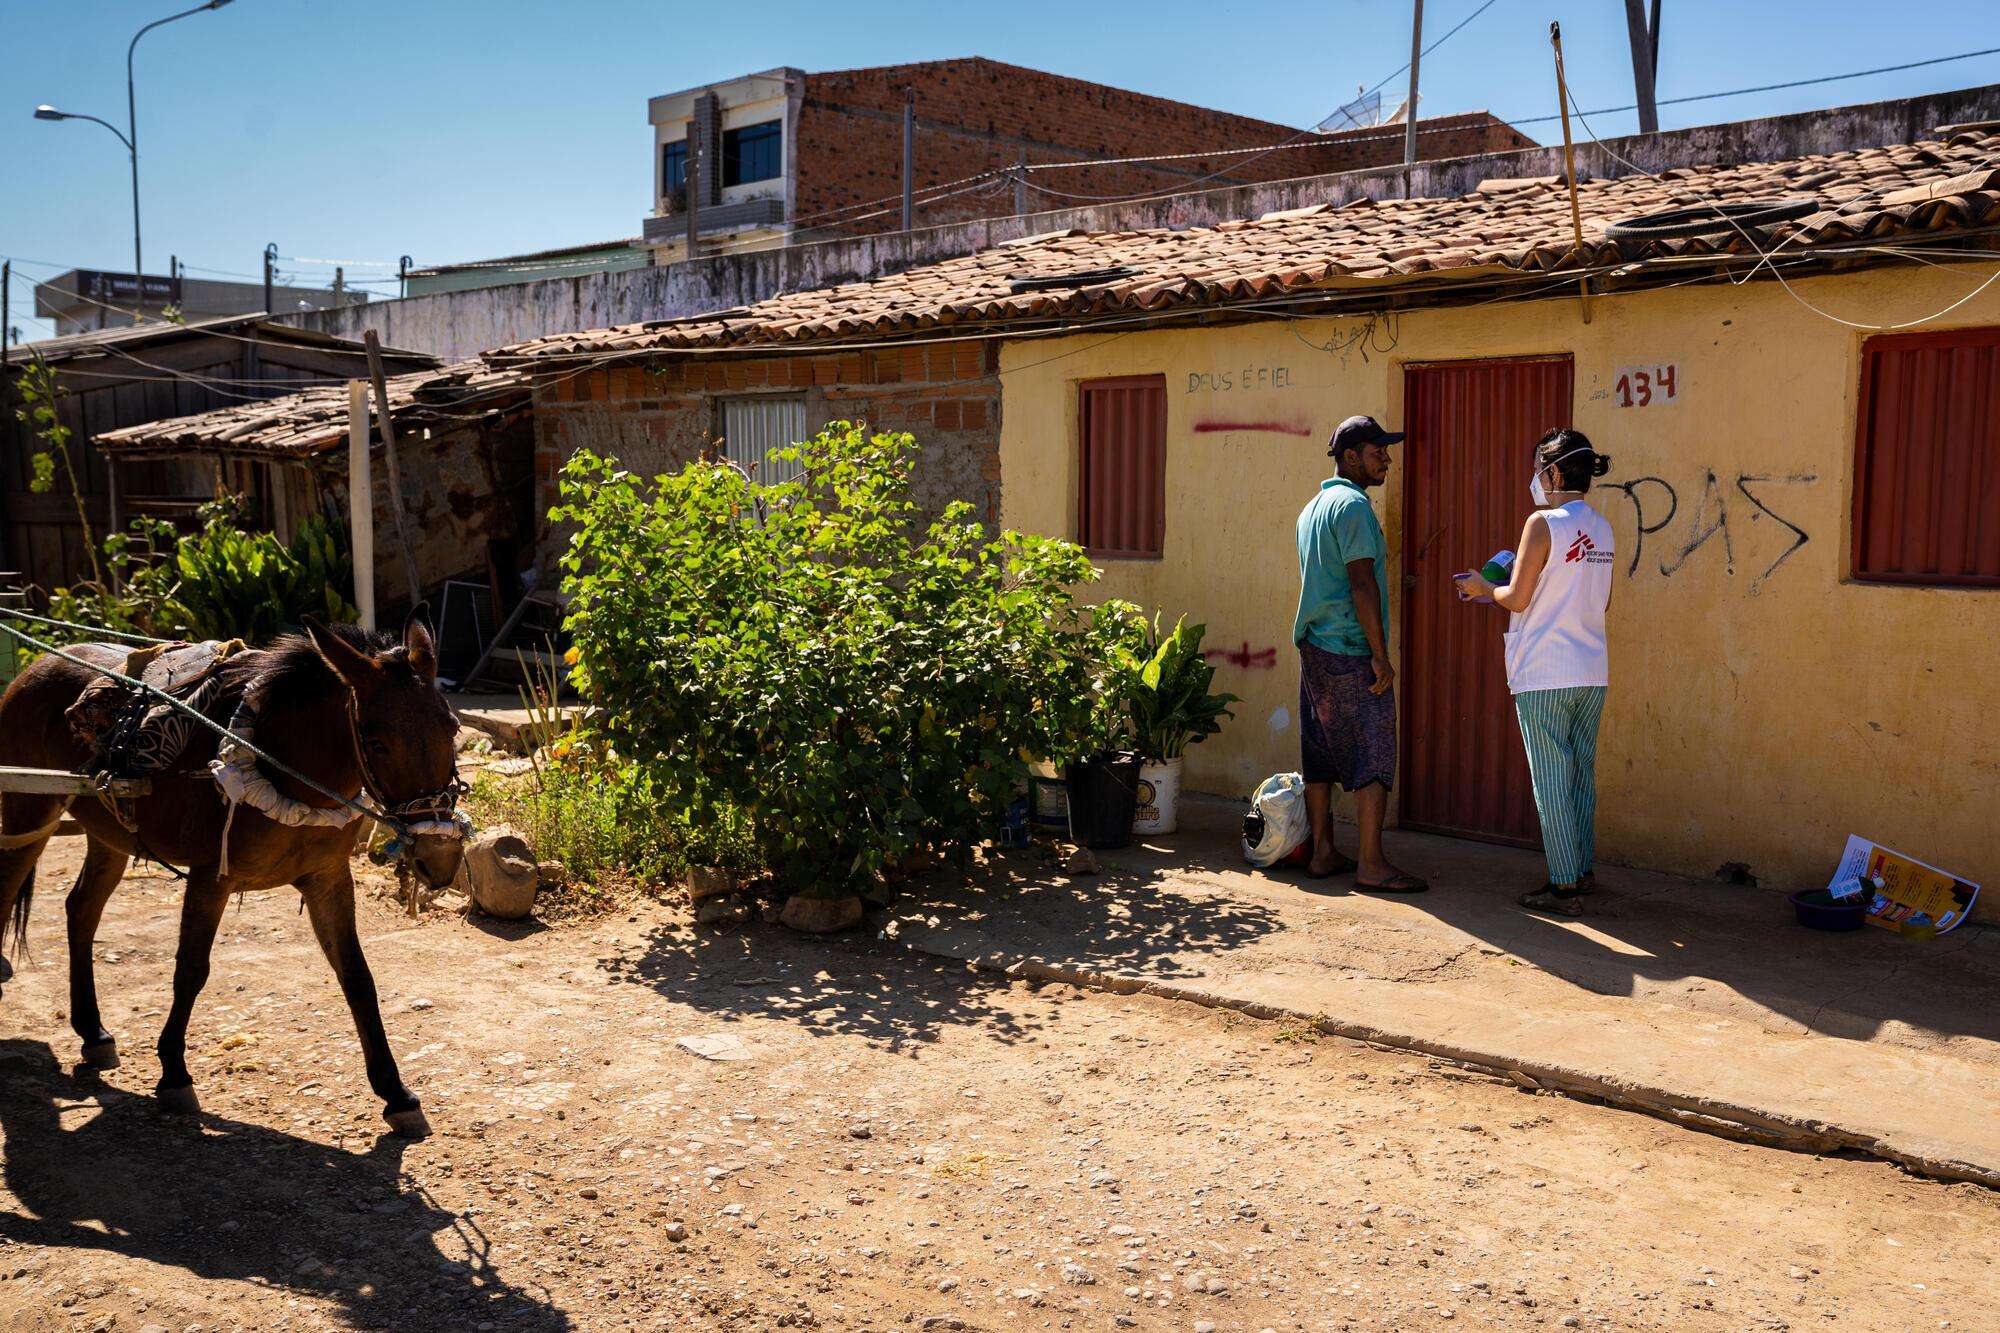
[1504,499,1615,694]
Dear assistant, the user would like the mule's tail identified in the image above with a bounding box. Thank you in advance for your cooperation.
[0,865,32,965]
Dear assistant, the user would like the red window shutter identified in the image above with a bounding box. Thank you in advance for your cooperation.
[1854,327,2000,586]
[1078,376,1167,559]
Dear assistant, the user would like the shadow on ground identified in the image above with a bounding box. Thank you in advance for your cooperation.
[598,849,1283,1052]
[0,1039,571,1332]
[971,825,2000,1054]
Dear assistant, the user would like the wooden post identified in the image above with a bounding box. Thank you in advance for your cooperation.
[362,330,423,609]
[2,259,10,364]
[1550,22,1593,325]
[347,381,376,631]
[902,88,916,230]
[1402,0,1424,199]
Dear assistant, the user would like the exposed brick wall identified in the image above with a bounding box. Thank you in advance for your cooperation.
[531,341,1002,568]
[794,58,1532,235]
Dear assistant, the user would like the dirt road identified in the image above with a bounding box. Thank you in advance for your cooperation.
[1,840,1993,1331]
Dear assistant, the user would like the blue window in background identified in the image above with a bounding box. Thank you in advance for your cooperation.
[723,120,782,186]
[661,140,688,196]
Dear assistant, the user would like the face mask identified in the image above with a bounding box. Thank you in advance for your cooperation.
[1529,447,1590,505]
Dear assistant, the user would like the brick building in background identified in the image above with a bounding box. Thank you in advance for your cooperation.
[641,57,1532,261]
[530,341,1002,552]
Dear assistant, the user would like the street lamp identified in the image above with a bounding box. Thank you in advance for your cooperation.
[32,0,234,291]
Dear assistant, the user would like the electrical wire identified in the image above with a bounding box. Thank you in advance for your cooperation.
[1563,89,2000,331]
[1510,45,2000,129]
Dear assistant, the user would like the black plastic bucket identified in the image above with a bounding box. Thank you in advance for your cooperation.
[1064,752,1143,849]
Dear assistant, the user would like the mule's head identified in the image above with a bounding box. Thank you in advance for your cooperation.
[304,608,465,890]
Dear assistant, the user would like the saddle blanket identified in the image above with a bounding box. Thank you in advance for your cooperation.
[65,638,246,778]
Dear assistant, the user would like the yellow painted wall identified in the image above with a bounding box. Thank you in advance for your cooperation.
[999,266,2000,908]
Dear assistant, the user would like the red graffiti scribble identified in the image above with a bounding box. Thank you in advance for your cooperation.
[1200,641,1278,669]
[1191,420,1313,437]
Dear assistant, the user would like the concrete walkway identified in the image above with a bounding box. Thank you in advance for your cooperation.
[887,815,2000,1186]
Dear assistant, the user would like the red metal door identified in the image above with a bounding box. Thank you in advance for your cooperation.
[1401,356,1573,846]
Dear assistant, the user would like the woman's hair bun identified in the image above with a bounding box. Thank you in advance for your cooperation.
[1590,453,1612,478]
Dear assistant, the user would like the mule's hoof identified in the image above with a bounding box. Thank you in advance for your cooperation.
[384,1106,431,1138]
[80,1038,120,1070]
[156,1083,200,1115]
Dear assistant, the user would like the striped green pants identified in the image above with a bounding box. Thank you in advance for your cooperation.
[1513,686,1607,887]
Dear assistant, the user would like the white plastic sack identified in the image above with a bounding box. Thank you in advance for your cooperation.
[1241,771,1309,868]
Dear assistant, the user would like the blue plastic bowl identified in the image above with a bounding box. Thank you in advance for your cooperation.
[1790,887,1867,932]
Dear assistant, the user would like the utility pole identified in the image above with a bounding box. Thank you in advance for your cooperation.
[262,242,276,314]
[1624,0,1661,135]
[1402,0,1424,198]
[333,266,345,308]
[901,87,917,231]
[686,141,701,260]
[399,255,411,300]
[2,260,10,365]
[1013,163,1029,216]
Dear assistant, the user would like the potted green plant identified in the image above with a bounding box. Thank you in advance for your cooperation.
[1126,616,1239,835]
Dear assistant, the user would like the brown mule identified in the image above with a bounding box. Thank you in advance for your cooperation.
[0,611,463,1135]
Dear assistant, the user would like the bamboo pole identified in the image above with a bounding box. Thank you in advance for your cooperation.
[1550,22,1594,325]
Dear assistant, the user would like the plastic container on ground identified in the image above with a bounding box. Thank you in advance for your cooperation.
[1789,887,1867,931]
[1131,757,1183,836]
[1065,753,1142,850]
[1027,760,1069,833]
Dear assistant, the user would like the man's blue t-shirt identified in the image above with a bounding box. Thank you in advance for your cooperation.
[1294,476,1386,656]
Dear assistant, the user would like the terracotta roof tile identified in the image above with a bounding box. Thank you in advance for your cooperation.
[495,129,2000,362]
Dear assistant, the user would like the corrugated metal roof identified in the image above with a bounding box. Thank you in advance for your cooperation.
[93,360,529,460]
[492,127,2000,363]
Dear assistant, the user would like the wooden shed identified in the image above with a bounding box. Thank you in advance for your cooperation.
[0,316,433,593]
[93,359,538,636]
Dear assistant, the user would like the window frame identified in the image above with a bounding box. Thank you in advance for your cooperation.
[721,119,783,187]
[1850,324,2000,589]
[1076,374,1168,561]
[661,140,687,199]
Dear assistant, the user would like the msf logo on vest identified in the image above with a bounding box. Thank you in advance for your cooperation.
[1564,532,1611,565]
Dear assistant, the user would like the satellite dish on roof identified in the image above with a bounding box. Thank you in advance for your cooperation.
[1318,87,1384,132]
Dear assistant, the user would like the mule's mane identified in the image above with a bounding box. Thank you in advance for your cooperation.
[218,623,398,709]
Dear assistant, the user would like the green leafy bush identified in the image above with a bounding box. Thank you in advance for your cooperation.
[555,422,1140,896]
[1127,615,1240,761]
[47,497,357,643]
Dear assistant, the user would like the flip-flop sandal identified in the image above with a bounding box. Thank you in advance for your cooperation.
[1519,883,1586,916]
[1354,873,1429,894]
[1307,853,1359,879]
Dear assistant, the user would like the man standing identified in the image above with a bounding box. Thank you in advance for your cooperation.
[1292,415,1428,892]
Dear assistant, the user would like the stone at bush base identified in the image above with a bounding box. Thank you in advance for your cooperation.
[694,896,750,926]
[688,865,737,902]
[779,894,864,934]
[465,830,538,919]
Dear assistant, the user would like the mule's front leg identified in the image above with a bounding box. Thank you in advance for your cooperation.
[156,866,230,1113]
[67,838,130,1068]
[300,869,427,1137]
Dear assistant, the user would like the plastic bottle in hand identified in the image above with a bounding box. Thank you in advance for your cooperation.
[1480,550,1515,585]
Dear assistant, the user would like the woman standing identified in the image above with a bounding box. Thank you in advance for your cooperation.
[1455,428,1615,915]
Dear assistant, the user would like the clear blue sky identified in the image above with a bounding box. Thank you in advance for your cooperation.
[4,0,1998,340]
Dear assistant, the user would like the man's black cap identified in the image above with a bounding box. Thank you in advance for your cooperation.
[1328,415,1405,457]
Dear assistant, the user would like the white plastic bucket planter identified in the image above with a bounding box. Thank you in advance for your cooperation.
[1132,757,1183,835]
